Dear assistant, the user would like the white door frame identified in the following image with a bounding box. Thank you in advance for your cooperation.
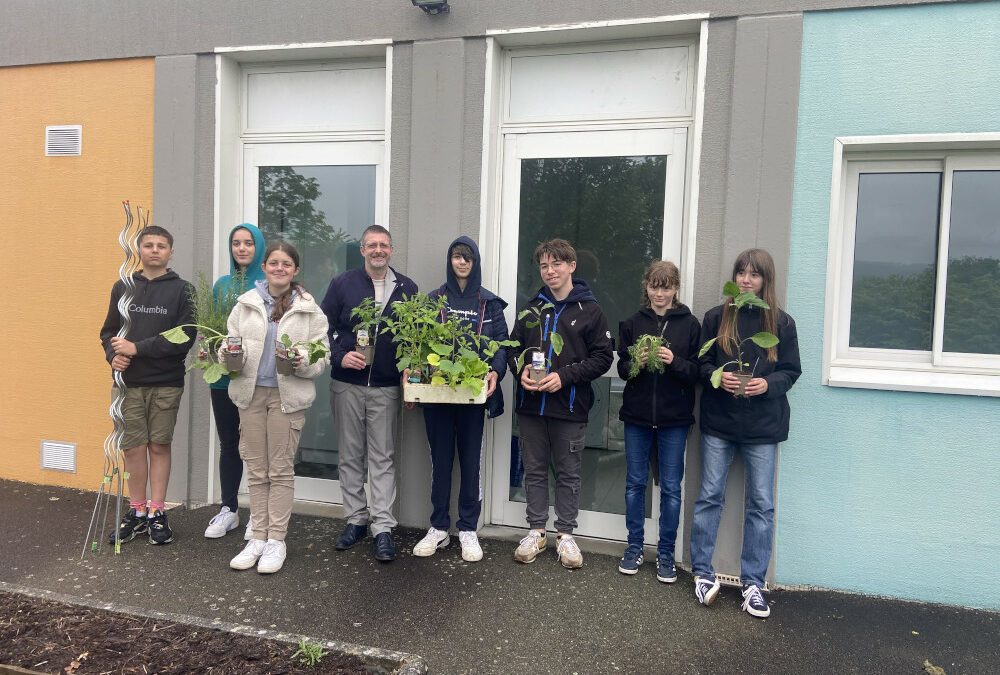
[488,127,688,542]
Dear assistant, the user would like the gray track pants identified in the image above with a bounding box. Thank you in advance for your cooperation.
[518,414,587,534]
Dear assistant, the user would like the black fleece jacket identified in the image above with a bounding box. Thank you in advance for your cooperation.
[698,303,801,444]
[509,280,614,423]
[617,304,701,428]
[99,270,195,387]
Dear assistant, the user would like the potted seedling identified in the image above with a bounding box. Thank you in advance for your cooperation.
[161,271,246,385]
[626,334,668,379]
[383,292,516,404]
[513,302,563,384]
[275,334,330,376]
[698,281,779,396]
[350,297,383,366]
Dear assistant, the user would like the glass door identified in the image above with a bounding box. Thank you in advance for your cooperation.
[490,128,688,544]
[243,141,384,504]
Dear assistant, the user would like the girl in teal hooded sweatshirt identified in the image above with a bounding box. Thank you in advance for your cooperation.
[204,223,267,539]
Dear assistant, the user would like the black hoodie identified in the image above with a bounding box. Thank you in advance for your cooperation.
[509,280,614,423]
[698,303,801,444]
[429,236,510,418]
[617,304,701,428]
[99,270,195,387]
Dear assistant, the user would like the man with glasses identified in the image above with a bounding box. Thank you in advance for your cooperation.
[321,225,417,562]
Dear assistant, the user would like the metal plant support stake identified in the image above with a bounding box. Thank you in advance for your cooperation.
[81,201,148,558]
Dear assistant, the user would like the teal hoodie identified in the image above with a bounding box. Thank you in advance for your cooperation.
[210,223,267,389]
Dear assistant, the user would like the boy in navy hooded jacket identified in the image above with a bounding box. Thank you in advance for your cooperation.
[411,236,510,563]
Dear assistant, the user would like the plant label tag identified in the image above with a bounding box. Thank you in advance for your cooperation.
[531,352,545,369]
[357,329,370,348]
[226,336,243,353]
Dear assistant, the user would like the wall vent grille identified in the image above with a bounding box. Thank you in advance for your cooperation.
[41,440,76,472]
[45,125,82,156]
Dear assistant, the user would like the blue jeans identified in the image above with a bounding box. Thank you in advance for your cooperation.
[689,433,777,588]
[623,423,689,558]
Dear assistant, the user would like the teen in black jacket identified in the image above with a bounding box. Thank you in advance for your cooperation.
[614,261,700,582]
[689,248,801,620]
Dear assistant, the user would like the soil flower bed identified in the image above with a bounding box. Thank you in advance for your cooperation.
[0,590,376,674]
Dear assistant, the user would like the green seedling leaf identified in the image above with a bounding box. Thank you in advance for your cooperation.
[723,281,740,298]
[397,356,411,371]
[517,308,532,320]
[430,342,454,356]
[426,353,441,367]
[526,320,540,329]
[161,326,191,344]
[280,334,293,348]
[749,331,779,349]
[550,332,564,356]
[462,378,484,395]
[516,352,526,373]
[203,362,228,384]
[699,336,718,358]
[431,375,447,386]
[710,366,725,389]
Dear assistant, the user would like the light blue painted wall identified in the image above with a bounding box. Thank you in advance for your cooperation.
[784,2,1000,610]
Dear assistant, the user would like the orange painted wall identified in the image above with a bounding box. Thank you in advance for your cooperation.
[0,58,154,489]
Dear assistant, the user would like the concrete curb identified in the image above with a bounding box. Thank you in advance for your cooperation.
[0,581,428,674]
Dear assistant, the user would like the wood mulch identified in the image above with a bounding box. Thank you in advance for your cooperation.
[0,591,378,674]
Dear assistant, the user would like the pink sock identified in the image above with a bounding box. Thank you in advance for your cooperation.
[148,500,165,515]
[129,499,147,513]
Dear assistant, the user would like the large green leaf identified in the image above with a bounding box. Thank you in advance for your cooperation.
[698,337,718,358]
[203,362,228,384]
[430,342,454,356]
[161,326,190,344]
[723,281,740,298]
[550,332,564,356]
[710,366,724,389]
[749,331,779,349]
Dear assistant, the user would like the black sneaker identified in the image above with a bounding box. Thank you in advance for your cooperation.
[741,584,770,618]
[108,508,148,545]
[147,510,174,545]
[617,546,643,575]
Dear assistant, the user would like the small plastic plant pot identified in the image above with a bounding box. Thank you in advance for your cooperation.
[733,372,752,396]
[359,345,375,366]
[223,350,245,372]
[529,366,547,384]
[275,356,296,376]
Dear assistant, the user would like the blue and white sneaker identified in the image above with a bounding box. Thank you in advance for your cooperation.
[617,547,643,575]
[656,556,678,583]
[741,584,770,618]
[694,575,721,606]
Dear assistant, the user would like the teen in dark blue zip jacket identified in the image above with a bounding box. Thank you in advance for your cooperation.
[614,260,700,582]
[507,239,613,570]
[412,236,510,562]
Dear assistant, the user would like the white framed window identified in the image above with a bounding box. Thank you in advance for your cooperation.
[824,134,1000,396]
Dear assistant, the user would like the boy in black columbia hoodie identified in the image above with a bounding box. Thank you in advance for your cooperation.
[508,238,613,569]
[411,236,510,563]
[99,226,195,546]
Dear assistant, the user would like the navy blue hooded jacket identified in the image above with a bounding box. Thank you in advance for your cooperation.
[508,280,614,423]
[321,265,418,388]
[428,236,510,418]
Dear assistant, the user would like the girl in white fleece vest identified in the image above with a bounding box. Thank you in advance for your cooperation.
[224,242,329,574]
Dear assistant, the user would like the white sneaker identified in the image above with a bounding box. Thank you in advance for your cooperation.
[458,531,483,562]
[230,539,266,570]
[412,527,450,557]
[257,539,287,574]
[244,519,253,541]
[556,534,583,569]
[204,506,239,539]
[514,529,546,563]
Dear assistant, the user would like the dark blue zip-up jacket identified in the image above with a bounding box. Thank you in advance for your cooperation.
[508,280,614,423]
[428,235,510,418]
[320,266,418,388]
[617,304,701,428]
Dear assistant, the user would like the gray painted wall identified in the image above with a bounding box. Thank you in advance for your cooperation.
[0,0,957,67]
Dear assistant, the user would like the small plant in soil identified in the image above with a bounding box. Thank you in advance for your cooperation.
[275,333,330,375]
[626,334,668,379]
[381,293,448,375]
[161,271,246,384]
[513,302,563,383]
[698,280,779,395]
[349,296,384,365]
[292,637,327,666]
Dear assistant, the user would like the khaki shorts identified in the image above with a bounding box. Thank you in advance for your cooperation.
[114,386,183,449]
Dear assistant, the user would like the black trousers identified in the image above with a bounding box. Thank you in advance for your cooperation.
[422,404,486,532]
[210,387,243,512]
